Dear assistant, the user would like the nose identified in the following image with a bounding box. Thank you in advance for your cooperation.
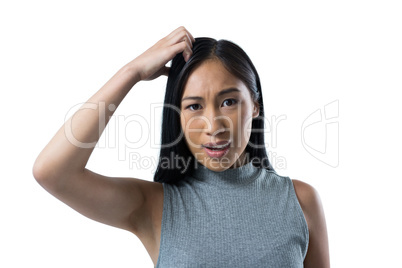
[204,108,229,137]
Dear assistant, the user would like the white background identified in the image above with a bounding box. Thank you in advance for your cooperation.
[1,0,401,267]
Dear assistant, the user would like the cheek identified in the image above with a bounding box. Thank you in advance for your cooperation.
[235,109,254,144]
[181,115,203,148]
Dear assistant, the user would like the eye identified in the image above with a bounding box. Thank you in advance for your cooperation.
[186,104,202,111]
[222,98,238,107]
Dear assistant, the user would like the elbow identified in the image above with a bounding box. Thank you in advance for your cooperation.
[32,159,58,191]
[32,160,48,186]
[32,159,45,182]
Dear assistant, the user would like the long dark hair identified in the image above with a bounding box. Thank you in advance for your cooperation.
[153,37,274,184]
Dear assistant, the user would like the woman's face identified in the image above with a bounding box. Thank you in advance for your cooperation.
[180,59,259,171]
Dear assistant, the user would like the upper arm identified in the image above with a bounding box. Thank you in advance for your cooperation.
[292,179,330,268]
[33,166,159,234]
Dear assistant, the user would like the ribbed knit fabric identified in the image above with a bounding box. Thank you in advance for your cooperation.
[155,161,309,267]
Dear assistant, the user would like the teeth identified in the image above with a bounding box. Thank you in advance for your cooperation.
[207,143,229,149]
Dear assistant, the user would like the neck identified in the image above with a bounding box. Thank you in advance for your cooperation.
[189,160,260,187]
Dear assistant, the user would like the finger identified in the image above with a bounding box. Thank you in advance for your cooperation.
[182,39,193,61]
[165,27,193,48]
[165,40,191,61]
[177,38,193,62]
[164,26,188,44]
[184,32,193,48]
[186,30,195,43]
[175,32,194,60]
[166,30,193,61]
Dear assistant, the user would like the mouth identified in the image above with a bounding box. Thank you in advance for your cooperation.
[202,140,231,149]
[201,141,231,158]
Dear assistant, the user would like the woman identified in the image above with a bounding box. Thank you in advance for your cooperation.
[33,26,330,267]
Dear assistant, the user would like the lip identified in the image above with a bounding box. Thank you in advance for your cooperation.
[202,141,231,158]
[202,140,231,148]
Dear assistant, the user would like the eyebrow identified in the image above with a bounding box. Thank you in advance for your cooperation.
[181,88,241,102]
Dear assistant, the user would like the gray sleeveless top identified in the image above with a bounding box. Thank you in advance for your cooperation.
[155,162,309,267]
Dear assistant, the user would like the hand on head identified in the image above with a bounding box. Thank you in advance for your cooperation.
[129,26,195,82]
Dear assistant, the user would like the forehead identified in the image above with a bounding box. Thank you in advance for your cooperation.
[182,59,248,98]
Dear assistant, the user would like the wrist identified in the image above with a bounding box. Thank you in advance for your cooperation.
[121,61,142,85]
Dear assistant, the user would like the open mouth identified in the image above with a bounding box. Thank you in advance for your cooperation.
[204,143,231,150]
[202,141,231,158]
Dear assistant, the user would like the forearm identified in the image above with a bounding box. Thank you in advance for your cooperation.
[33,63,140,180]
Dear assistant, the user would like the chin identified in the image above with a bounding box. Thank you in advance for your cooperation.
[203,155,235,171]
[192,148,244,170]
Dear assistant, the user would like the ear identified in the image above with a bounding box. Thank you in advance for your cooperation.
[252,100,260,118]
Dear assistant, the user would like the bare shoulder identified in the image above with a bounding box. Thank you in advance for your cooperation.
[291,178,325,232]
[291,179,320,214]
[291,179,331,267]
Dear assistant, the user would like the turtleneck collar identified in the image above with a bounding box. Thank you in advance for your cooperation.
[188,161,262,186]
